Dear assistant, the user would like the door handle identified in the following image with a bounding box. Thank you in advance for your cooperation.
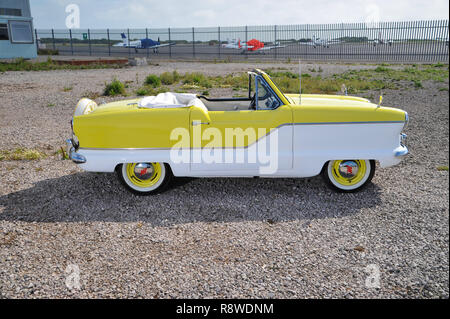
[192,121,210,126]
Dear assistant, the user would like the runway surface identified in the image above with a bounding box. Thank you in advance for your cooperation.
[50,42,449,62]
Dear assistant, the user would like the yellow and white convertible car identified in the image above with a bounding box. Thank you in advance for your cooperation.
[67,69,408,194]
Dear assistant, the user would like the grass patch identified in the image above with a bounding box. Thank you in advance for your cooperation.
[0,148,46,161]
[135,86,168,96]
[160,71,181,85]
[145,74,161,87]
[437,166,449,171]
[413,80,423,88]
[182,72,212,88]
[63,86,73,92]
[47,103,55,107]
[82,91,101,100]
[104,78,126,96]
[439,87,449,92]
[0,57,126,72]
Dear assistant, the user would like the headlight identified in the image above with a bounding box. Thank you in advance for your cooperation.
[74,98,97,116]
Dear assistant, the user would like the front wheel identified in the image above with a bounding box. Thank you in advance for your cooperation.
[117,162,173,195]
[322,159,375,192]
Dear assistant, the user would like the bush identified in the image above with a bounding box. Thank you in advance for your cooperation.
[160,71,180,85]
[104,78,125,96]
[374,66,390,73]
[38,48,59,55]
[182,72,211,88]
[145,74,161,87]
[136,86,154,96]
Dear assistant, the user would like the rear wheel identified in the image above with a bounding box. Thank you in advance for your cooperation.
[322,159,375,192]
[117,162,173,195]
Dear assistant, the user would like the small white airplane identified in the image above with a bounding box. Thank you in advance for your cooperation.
[221,38,287,53]
[113,33,175,53]
[369,32,393,46]
[221,38,252,49]
[303,35,341,48]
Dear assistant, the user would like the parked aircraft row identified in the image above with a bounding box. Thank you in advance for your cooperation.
[111,32,444,54]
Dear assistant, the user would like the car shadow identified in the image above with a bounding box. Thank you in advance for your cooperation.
[0,172,382,226]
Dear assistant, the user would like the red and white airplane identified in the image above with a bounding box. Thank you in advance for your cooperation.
[222,38,287,53]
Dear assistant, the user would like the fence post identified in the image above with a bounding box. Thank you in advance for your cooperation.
[107,29,111,56]
[34,29,39,52]
[146,28,149,58]
[88,29,92,56]
[51,28,56,51]
[192,27,195,58]
[127,28,131,57]
[306,24,308,60]
[69,29,73,56]
[274,25,277,59]
[245,25,248,59]
[168,27,172,58]
[218,26,221,59]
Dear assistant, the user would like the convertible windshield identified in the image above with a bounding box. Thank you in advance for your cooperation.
[248,70,288,107]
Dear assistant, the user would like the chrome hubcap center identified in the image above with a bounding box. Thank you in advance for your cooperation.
[134,163,154,180]
[338,161,358,178]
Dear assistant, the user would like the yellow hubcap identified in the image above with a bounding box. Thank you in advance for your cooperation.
[331,160,367,186]
[126,163,162,188]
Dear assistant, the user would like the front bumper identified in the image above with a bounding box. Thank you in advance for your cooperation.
[66,139,86,164]
[395,133,409,157]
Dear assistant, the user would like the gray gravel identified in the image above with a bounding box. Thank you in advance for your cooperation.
[0,61,448,298]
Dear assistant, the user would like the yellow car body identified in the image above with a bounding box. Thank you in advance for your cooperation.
[67,69,408,193]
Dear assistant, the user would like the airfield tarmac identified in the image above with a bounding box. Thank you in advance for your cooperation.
[52,42,449,62]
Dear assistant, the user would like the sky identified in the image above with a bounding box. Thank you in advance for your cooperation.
[30,0,449,29]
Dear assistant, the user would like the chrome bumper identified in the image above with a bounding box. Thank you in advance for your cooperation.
[66,139,86,164]
[395,133,409,157]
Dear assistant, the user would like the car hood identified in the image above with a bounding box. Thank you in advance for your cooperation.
[285,94,373,107]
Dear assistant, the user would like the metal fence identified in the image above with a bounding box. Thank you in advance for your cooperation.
[36,20,449,62]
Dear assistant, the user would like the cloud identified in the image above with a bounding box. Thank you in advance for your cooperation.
[31,0,449,29]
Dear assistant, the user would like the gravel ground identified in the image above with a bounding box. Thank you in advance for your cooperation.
[0,61,448,298]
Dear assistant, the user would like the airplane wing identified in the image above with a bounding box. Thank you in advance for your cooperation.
[150,42,176,48]
[258,44,287,51]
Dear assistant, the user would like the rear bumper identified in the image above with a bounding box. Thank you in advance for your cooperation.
[66,139,86,164]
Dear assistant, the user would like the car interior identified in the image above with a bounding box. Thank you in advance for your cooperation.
[197,72,282,112]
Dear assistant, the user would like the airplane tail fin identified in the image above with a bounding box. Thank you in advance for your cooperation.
[121,33,127,45]
[238,39,241,48]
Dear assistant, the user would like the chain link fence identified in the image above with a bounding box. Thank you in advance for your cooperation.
[36,20,449,62]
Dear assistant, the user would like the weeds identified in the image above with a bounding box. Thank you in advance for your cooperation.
[0,148,46,161]
[104,78,126,96]
[437,166,449,171]
[160,71,180,85]
[145,74,161,87]
[0,57,125,72]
